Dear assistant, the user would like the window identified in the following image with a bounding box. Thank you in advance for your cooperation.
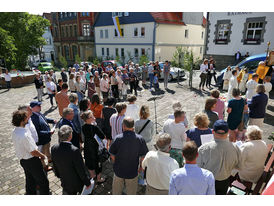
[102,48,105,56]
[124,12,129,16]
[121,28,124,37]
[185,29,189,38]
[74,12,77,16]
[201,31,204,39]
[72,45,77,59]
[66,26,69,37]
[64,46,70,59]
[214,20,232,44]
[115,48,119,56]
[200,47,202,54]
[134,28,138,37]
[106,48,109,56]
[100,30,104,38]
[141,48,145,56]
[81,12,85,16]
[74,25,77,36]
[141,27,145,37]
[118,12,123,17]
[114,29,118,37]
[112,12,118,17]
[69,12,72,17]
[54,27,58,37]
[61,26,64,37]
[105,29,108,38]
[83,24,90,36]
[86,12,90,16]
[64,12,67,17]
[60,12,63,18]
[246,21,264,42]
[134,48,138,57]
[121,48,124,57]
[70,25,73,37]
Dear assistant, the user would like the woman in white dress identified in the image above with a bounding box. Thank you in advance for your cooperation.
[238,68,249,94]
[227,70,238,101]
[246,73,258,101]
[222,66,232,91]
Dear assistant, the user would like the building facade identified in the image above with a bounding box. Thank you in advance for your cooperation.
[94,12,206,64]
[51,12,97,66]
[205,12,274,69]
[42,13,55,62]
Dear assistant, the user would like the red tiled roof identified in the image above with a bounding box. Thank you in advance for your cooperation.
[202,16,207,27]
[150,12,185,25]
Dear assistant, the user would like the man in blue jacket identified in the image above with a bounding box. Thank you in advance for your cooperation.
[30,101,57,171]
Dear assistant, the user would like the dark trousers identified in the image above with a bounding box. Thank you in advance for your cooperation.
[129,81,137,95]
[149,73,154,89]
[20,157,50,195]
[199,73,207,88]
[48,93,55,106]
[206,73,212,87]
[215,178,230,195]
[6,81,11,89]
[111,85,119,99]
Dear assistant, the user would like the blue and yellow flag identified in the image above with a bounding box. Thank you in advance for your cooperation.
[112,16,122,37]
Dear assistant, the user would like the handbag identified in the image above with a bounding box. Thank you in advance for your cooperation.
[94,135,110,163]
[137,120,150,135]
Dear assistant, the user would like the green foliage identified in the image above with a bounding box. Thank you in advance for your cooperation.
[139,54,149,65]
[92,56,103,66]
[59,54,68,68]
[115,55,121,63]
[0,12,50,70]
[268,132,274,142]
[75,54,81,64]
[51,60,55,67]
[171,46,184,68]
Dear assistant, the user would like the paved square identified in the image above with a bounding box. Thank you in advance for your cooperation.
[0,72,273,195]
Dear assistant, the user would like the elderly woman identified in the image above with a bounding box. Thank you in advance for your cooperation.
[135,105,155,151]
[75,75,85,102]
[100,73,109,102]
[81,110,106,183]
[227,88,248,142]
[236,125,268,183]
[248,84,268,128]
[186,113,213,148]
[203,97,219,129]
[68,73,76,93]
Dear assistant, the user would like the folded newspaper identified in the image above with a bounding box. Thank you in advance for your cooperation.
[81,179,95,195]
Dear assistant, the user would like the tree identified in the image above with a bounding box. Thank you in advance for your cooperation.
[0,12,50,70]
[59,54,68,68]
[75,54,81,64]
[0,27,16,69]
[139,54,149,65]
[115,55,121,63]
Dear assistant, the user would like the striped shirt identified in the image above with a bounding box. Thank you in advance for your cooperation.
[110,113,125,140]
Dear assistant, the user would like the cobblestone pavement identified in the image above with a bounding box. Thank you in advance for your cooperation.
[0,72,273,195]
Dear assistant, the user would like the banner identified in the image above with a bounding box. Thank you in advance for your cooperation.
[112,16,122,37]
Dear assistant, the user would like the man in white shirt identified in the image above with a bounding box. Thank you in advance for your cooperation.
[227,70,238,101]
[3,69,12,90]
[125,95,139,122]
[163,109,186,167]
[142,133,179,195]
[246,73,259,101]
[11,110,50,195]
[264,76,272,103]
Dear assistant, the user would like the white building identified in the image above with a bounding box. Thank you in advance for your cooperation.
[94,12,206,63]
[205,12,274,69]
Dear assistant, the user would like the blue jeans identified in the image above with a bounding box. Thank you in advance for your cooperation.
[77,91,84,103]
[149,73,154,89]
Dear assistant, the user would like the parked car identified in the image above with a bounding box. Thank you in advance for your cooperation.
[216,53,274,88]
[80,61,93,69]
[37,62,54,73]
[140,62,185,82]
[101,60,122,72]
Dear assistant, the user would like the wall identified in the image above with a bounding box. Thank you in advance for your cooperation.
[183,12,203,25]
[207,12,274,56]
[155,24,205,61]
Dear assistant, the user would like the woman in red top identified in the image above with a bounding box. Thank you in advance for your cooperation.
[90,93,104,129]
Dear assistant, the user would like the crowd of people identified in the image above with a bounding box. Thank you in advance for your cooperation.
[10,58,272,196]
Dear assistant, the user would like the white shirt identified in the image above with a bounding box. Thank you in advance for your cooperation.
[200,64,208,74]
[246,79,258,100]
[4,73,11,81]
[264,82,272,98]
[238,140,268,183]
[25,119,38,143]
[223,70,232,81]
[142,151,179,190]
[12,127,38,160]
[125,104,139,122]
[79,79,86,91]
[46,81,56,94]
[163,119,186,149]
[100,78,109,92]
[227,75,238,100]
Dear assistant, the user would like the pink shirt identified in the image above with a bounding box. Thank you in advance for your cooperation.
[213,98,225,120]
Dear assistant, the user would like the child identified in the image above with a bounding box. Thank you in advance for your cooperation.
[153,72,159,91]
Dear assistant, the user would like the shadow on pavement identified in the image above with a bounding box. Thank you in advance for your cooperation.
[0,89,9,94]
[189,87,210,97]
[165,88,175,94]
[267,105,274,113]
[150,89,165,95]
[43,106,57,116]
[263,112,274,126]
